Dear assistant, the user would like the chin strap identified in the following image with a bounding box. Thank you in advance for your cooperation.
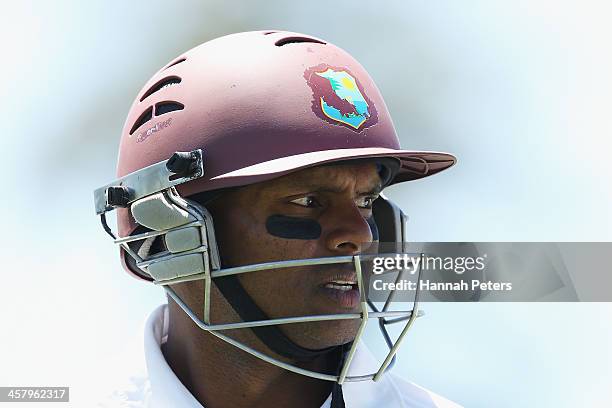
[330,341,351,408]
[330,382,346,408]
[214,274,339,361]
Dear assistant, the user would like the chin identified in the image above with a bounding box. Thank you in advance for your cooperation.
[283,318,361,350]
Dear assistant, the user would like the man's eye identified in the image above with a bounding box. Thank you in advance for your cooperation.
[356,196,376,209]
[290,196,320,208]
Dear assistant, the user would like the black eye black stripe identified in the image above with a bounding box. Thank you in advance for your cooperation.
[266,215,322,240]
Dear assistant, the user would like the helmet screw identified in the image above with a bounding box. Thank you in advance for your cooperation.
[166,150,200,176]
[106,186,131,207]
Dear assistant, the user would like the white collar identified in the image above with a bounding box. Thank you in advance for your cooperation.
[144,304,203,407]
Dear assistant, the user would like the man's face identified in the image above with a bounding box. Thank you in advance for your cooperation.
[207,162,382,350]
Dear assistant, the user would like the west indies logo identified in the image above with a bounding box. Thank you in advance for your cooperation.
[304,64,378,131]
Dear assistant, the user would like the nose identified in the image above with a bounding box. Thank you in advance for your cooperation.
[324,204,374,255]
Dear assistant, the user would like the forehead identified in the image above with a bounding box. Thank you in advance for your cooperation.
[259,162,382,193]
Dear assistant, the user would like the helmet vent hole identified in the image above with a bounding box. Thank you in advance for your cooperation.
[155,101,184,116]
[263,31,277,35]
[129,106,153,135]
[275,36,326,47]
[164,57,186,70]
[140,76,182,102]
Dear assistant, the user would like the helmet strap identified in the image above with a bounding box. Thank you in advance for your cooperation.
[329,341,351,408]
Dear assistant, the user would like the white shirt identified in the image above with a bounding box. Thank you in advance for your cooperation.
[100,304,461,407]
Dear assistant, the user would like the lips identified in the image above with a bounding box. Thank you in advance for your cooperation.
[318,264,357,287]
[320,270,358,290]
[318,269,361,309]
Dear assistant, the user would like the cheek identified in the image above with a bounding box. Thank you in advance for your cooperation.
[265,214,322,240]
[219,213,321,266]
[214,209,265,265]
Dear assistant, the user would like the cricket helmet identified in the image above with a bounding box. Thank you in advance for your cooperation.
[94,30,455,388]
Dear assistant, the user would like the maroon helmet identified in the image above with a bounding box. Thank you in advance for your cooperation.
[115,30,455,244]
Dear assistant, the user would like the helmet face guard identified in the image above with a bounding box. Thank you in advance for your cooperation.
[94,149,425,384]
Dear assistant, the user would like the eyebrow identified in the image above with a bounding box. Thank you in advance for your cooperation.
[288,182,383,196]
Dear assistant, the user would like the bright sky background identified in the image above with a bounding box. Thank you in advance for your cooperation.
[1,1,611,407]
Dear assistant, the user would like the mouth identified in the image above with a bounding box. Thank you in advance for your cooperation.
[323,280,358,291]
[318,273,361,309]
